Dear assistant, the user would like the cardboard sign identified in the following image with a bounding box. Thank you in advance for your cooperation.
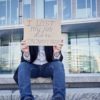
[24,19,62,46]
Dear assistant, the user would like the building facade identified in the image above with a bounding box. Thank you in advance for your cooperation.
[0,0,100,76]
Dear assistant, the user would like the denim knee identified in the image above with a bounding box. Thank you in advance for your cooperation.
[18,62,30,70]
[18,62,32,76]
[52,61,64,71]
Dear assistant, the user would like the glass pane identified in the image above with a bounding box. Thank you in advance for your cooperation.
[68,32,91,73]
[44,0,57,19]
[10,29,23,71]
[68,33,78,73]
[90,32,100,73]
[87,0,91,17]
[77,33,90,73]
[23,0,31,19]
[7,0,10,24]
[68,31,100,73]
[0,0,6,25]
[35,0,44,19]
[0,31,12,73]
[76,0,87,18]
[63,0,71,20]
[0,29,23,74]
[92,0,96,17]
[11,0,18,24]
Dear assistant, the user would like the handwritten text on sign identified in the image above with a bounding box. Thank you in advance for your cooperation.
[24,19,62,46]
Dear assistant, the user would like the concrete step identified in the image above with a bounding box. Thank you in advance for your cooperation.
[0,88,100,100]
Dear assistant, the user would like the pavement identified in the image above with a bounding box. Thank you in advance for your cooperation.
[0,88,100,100]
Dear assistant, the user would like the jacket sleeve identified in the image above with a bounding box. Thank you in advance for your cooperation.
[60,52,63,61]
[21,51,29,62]
[13,68,18,85]
[21,50,31,63]
[53,51,63,61]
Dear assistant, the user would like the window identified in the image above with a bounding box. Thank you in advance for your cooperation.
[77,33,90,73]
[23,0,31,19]
[0,29,23,74]
[11,0,18,24]
[92,0,96,17]
[90,32,100,72]
[68,31,100,73]
[35,0,44,19]
[76,0,87,18]
[68,33,78,73]
[0,0,19,25]
[0,0,6,25]
[44,0,57,19]
[87,0,91,17]
[76,0,96,18]
[7,0,11,24]
[63,0,71,20]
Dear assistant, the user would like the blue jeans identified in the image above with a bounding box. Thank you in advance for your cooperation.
[18,61,65,100]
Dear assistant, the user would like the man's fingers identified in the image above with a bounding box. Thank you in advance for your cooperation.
[21,45,28,49]
[21,40,28,44]
[53,45,61,52]
[21,40,29,52]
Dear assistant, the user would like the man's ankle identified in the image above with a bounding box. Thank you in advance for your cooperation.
[24,96,34,100]
[52,94,64,100]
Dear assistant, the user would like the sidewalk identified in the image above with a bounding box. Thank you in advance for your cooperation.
[0,88,100,100]
[0,75,100,100]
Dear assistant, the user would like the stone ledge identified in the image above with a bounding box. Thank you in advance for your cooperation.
[0,88,100,100]
[0,74,100,89]
[0,77,52,85]
[1,74,100,85]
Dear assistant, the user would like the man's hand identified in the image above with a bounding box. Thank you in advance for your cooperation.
[53,40,63,59]
[53,40,63,54]
[21,40,29,54]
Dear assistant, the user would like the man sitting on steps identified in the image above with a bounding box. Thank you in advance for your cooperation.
[13,40,66,100]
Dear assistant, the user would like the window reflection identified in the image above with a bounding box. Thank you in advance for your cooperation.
[0,0,6,25]
[87,0,91,17]
[63,0,97,20]
[7,0,10,24]
[76,0,87,18]
[63,0,71,20]
[23,0,31,19]
[68,34,78,73]
[44,0,57,19]
[77,34,90,73]
[0,33,11,73]
[92,0,96,17]
[11,0,18,24]
[68,31,100,73]
[0,0,19,25]
[76,0,96,18]
[90,32,100,72]
[0,29,23,74]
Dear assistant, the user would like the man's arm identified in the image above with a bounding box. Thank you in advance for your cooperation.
[53,41,63,61]
[21,40,30,62]
[53,51,63,61]
[23,52,30,61]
